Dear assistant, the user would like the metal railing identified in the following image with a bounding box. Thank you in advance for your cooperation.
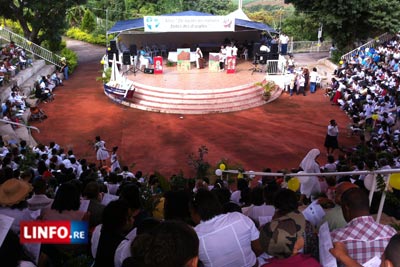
[0,26,63,68]
[265,60,286,75]
[0,118,39,147]
[288,41,332,54]
[341,32,393,62]
[221,168,400,224]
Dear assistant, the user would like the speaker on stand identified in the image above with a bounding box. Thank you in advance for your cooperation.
[122,51,132,65]
[107,50,119,67]
[129,44,137,56]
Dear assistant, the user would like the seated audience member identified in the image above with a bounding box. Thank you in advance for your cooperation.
[0,229,36,267]
[39,181,89,266]
[330,234,400,267]
[259,207,321,267]
[230,178,251,206]
[120,166,135,181]
[0,178,35,234]
[163,190,194,225]
[320,182,358,231]
[119,183,149,229]
[82,181,105,231]
[189,189,262,267]
[34,81,51,102]
[331,187,397,266]
[124,220,199,267]
[50,71,63,86]
[263,188,319,261]
[243,186,275,227]
[115,218,161,267]
[94,199,135,267]
[26,178,53,211]
[105,172,121,195]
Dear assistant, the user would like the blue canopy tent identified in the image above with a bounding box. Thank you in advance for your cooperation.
[107,11,278,54]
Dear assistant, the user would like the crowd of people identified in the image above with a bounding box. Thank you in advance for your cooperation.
[0,41,32,86]
[0,131,398,267]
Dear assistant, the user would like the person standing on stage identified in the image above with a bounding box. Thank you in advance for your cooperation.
[195,45,203,69]
[324,119,339,155]
[219,45,226,71]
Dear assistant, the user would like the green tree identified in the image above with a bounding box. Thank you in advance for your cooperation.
[66,5,87,27]
[0,0,86,47]
[88,0,127,21]
[285,0,400,50]
[81,9,96,33]
[281,12,319,41]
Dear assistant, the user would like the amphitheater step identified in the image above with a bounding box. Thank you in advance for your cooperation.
[105,83,283,114]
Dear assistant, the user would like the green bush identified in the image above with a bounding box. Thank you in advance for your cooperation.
[60,48,78,75]
[66,27,107,46]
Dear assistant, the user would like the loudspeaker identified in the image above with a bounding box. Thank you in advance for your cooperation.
[110,40,117,52]
[129,44,137,56]
[270,44,279,54]
[144,68,154,74]
[107,51,119,67]
[122,51,131,65]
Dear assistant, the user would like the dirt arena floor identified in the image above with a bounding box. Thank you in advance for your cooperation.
[31,40,359,178]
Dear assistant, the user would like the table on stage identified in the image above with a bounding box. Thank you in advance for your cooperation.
[167,51,197,63]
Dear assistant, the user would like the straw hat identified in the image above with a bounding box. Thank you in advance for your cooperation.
[0,178,33,206]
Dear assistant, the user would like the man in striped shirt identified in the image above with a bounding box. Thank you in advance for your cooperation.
[331,188,397,266]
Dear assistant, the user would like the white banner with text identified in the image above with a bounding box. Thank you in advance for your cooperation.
[144,16,235,32]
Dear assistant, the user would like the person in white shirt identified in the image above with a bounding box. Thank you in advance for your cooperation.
[243,187,275,228]
[27,178,53,211]
[309,67,319,93]
[190,189,262,267]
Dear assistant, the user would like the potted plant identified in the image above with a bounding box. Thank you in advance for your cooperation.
[255,80,276,101]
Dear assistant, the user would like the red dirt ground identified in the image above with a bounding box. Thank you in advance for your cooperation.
[31,41,358,178]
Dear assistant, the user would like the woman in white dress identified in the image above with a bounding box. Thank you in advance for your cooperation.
[94,136,109,167]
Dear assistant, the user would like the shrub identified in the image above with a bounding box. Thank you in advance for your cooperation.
[66,27,107,46]
[60,48,78,75]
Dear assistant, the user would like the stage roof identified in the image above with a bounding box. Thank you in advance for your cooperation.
[107,10,277,35]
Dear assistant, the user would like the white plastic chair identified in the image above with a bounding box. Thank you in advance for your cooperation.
[139,55,149,70]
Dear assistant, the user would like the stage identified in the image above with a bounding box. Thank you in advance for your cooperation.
[104,59,285,114]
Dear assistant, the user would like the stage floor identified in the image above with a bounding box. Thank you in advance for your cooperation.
[122,59,268,90]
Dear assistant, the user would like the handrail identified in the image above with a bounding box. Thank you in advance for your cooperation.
[222,168,400,224]
[341,33,393,62]
[0,118,40,133]
[0,26,63,68]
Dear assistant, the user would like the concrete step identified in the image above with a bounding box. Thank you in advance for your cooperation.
[0,60,46,102]
[105,83,283,114]
[133,87,262,104]
[0,60,56,146]
[19,64,57,97]
[14,127,37,147]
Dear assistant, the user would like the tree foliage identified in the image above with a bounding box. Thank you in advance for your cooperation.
[81,9,96,33]
[285,0,400,50]
[281,12,319,41]
[0,0,87,46]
